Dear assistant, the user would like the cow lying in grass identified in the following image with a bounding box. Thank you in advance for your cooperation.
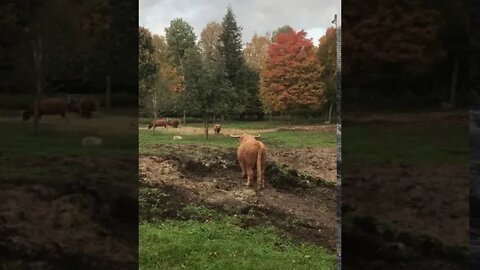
[231,134,266,189]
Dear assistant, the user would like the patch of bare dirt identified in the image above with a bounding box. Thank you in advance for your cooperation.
[138,126,265,136]
[343,111,467,126]
[269,147,337,182]
[0,184,137,269]
[276,125,336,132]
[139,144,337,250]
[343,164,468,247]
[139,124,335,136]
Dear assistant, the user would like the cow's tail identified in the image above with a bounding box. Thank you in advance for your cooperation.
[256,144,265,187]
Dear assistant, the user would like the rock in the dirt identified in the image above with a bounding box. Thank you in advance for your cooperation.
[173,135,182,140]
[81,136,103,147]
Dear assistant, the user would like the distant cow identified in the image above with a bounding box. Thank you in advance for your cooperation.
[78,99,96,118]
[67,98,96,118]
[231,134,266,189]
[171,119,180,128]
[23,97,67,121]
[213,124,221,134]
[148,119,167,129]
[67,100,80,113]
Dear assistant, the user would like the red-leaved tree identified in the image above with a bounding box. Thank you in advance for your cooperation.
[260,30,325,113]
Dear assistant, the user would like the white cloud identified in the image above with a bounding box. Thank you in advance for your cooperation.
[139,0,339,45]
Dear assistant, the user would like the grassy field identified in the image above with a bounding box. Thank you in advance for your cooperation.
[139,120,337,269]
[343,123,468,168]
[139,117,326,129]
[0,117,137,186]
[1,121,136,156]
[140,205,335,270]
[139,129,335,154]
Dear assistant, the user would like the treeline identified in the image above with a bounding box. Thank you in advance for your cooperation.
[0,0,137,102]
[139,6,337,121]
[343,0,469,110]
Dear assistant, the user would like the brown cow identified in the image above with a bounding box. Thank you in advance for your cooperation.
[67,100,80,113]
[171,119,180,128]
[67,98,96,118]
[231,134,266,189]
[213,124,221,134]
[78,98,96,118]
[23,97,67,121]
[148,119,167,129]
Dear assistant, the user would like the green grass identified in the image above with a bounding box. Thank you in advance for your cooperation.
[139,129,335,154]
[139,118,325,129]
[0,121,136,157]
[139,130,237,151]
[343,123,468,168]
[140,220,335,270]
[0,120,137,186]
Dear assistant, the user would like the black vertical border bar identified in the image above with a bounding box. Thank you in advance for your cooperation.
[335,7,342,270]
[470,0,479,267]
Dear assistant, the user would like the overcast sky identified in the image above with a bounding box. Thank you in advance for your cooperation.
[139,0,340,46]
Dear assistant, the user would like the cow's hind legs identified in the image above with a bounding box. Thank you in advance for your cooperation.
[239,159,246,178]
[246,168,254,187]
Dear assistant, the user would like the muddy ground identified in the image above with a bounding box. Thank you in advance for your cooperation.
[0,114,139,269]
[139,144,337,251]
[269,147,336,182]
[342,112,469,269]
[343,164,468,246]
[0,183,138,269]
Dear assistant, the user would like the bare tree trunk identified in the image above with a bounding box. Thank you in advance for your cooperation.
[269,111,272,122]
[153,91,157,119]
[328,101,333,124]
[33,24,43,135]
[183,110,186,125]
[204,111,209,140]
[450,58,459,109]
[106,76,111,109]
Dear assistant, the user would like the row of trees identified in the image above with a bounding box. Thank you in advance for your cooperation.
[342,0,468,109]
[1,0,137,96]
[1,0,137,133]
[139,6,337,131]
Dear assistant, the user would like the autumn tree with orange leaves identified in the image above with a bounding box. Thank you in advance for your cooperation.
[317,26,337,122]
[260,30,325,114]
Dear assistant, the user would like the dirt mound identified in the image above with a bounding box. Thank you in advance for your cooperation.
[269,147,337,182]
[139,144,337,250]
[343,164,468,247]
[276,125,336,132]
[0,184,137,269]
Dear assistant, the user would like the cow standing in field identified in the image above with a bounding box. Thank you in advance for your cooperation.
[171,119,180,128]
[23,97,67,121]
[78,99,96,118]
[148,119,167,129]
[231,134,266,189]
[213,124,221,134]
[67,98,97,118]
